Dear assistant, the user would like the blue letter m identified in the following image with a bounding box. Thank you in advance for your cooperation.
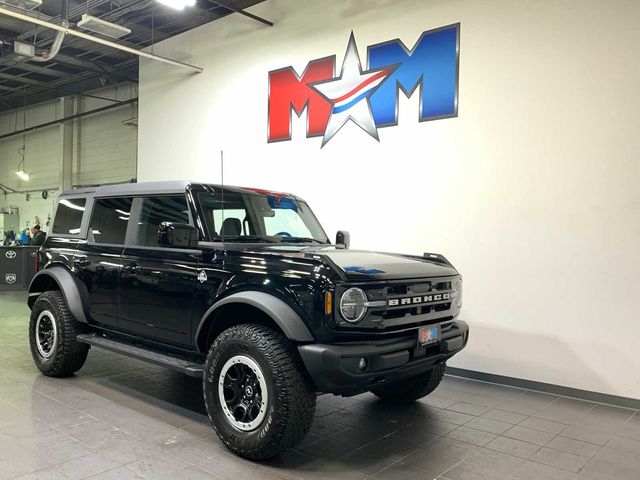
[368,24,459,127]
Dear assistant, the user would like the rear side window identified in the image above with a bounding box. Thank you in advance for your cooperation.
[52,198,86,235]
[89,197,132,244]
[136,196,190,247]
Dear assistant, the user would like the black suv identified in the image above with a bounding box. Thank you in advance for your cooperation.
[27,181,468,459]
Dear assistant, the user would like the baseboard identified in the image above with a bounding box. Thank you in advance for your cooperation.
[446,366,640,410]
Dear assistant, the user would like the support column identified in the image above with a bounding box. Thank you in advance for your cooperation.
[59,96,73,192]
[72,95,82,184]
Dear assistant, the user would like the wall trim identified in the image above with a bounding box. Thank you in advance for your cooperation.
[446,367,640,410]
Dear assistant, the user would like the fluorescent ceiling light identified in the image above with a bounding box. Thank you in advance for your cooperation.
[157,0,196,11]
[0,0,42,10]
[77,14,131,39]
[16,170,30,181]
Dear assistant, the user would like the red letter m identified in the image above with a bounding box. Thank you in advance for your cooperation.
[268,56,335,142]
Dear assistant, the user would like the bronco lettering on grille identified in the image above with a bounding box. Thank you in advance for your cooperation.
[388,292,456,307]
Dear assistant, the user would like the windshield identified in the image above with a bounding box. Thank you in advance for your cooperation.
[197,188,329,243]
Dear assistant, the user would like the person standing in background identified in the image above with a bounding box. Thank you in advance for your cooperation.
[29,225,46,246]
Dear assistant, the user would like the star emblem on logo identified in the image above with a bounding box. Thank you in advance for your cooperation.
[310,32,396,147]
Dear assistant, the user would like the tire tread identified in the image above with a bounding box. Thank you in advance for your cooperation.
[29,291,89,377]
[203,324,316,460]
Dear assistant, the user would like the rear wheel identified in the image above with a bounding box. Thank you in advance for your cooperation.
[29,291,89,377]
[372,363,445,403]
[203,324,316,460]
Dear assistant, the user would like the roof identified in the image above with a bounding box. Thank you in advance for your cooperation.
[94,180,192,197]
[58,181,300,199]
[59,180,191,197]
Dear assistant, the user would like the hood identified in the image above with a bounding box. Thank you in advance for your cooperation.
[311,248,458,281]
[215,243,458,281]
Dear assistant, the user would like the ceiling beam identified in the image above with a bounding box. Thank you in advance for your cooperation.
[54,53,138,82]
[0,72,41,86]
[3,62,70,79]
[205,0,273,26]
[0,77,136,111]
[0,6,203,73]
[0,97,137,140]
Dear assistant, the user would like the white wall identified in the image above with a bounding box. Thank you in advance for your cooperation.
[137,0,640,399]
[0,83,138,233]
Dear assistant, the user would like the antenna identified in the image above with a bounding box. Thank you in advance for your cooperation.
[220,150,224,242]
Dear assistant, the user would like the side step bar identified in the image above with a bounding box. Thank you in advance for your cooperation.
[76,333,204,378]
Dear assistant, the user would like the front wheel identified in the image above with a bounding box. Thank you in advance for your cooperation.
[203,324,316,460]
[372,363,445,403]
[29,291,89,377]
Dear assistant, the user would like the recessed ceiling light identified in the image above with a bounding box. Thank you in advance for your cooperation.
[157,0,196,11]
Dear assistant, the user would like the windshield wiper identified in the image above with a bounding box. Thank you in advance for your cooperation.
[218,235,282,243]
[280,237,326,244]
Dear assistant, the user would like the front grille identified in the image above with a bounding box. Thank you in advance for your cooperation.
[335,276,461,332]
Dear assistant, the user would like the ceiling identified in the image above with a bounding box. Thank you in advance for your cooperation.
[0,0,267,111]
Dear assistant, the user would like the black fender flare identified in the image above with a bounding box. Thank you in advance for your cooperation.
[28,267,89,323]
[195,291,314,352]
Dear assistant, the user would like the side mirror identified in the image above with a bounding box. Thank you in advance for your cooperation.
[158,222,199,248]
[336,230,350,249]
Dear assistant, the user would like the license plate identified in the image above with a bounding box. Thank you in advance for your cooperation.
[418,325,440,348]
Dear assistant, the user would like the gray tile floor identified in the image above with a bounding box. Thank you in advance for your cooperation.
[2,290,640,480]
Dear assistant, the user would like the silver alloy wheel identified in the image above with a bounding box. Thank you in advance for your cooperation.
[218,355,268,432]
[35,310,57,359]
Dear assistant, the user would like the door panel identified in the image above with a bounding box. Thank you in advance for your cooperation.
[74,244,123,327]
[118,247,200,347]
[117,195,199,348]
[74,197,132,328]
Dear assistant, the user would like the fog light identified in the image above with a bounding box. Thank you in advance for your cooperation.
[358,357,368,371]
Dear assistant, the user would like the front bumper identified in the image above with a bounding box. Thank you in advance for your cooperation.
[298,320,469,395]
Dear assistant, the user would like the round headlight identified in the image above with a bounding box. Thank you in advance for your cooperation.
[340,288,367,323]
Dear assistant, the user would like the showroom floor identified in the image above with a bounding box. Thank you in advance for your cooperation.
[1,292,639,480]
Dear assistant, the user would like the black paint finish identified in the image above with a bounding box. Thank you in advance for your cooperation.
[28,182,468,395]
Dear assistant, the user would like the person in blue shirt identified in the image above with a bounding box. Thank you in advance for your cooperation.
[20,228,31,245]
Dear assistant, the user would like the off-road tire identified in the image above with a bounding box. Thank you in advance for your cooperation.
[203,324,316,460]
[29,291,89,377]
[372,363,445,403]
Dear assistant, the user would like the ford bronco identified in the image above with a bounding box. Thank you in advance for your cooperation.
[27,181,468,459]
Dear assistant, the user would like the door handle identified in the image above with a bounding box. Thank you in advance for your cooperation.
[73,257,90,268]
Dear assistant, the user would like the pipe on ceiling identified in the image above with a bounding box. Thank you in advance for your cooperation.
[0,6,203,73]
[0,97,138,141]
[31,0,68,62]
[2,0,68,66]
[31,30,66,62]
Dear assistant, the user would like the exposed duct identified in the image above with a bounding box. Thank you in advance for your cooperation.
[30,29,65,62]
[2,0,68,65]
[31,0,67,62]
